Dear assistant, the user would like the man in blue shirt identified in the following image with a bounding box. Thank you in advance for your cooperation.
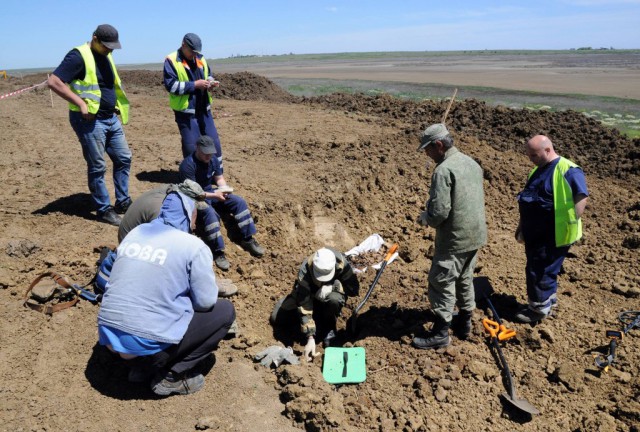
[179,136,264,271]
[98,191,235,396]
[163,33,223,169]
[48,24,133,226]
[515,135,588,323]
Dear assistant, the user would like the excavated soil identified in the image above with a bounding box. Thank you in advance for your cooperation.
[0,71,639,432]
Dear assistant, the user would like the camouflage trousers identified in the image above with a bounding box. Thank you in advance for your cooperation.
[427,249,479,323]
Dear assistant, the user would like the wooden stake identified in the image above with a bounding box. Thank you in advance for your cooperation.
[441,88,458,124]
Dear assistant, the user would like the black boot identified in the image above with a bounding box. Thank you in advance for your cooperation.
[452,309,473,340]
[412,317,451,350]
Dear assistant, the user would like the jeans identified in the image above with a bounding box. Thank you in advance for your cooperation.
[174,111,223,171]
[69,111,132,214]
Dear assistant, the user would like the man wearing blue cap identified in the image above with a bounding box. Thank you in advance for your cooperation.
[163,33,223,170]
[48,24,133,226]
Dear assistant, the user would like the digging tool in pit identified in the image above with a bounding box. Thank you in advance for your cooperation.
[349,243,398,334]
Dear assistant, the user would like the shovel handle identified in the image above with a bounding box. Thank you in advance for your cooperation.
[483,318,516,341]
[498,325,517,341]
[384,244,398,262]
[483,318,500,338]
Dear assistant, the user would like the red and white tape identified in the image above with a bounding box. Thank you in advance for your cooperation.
[0,80,48,100]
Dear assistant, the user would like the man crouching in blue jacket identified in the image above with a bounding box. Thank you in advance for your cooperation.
[97,190,235,396]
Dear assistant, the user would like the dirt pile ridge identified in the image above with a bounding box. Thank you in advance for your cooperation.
[0,71,638,432]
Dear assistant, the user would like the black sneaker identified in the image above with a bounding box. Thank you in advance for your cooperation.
[151,370,204,396]
[452,310,473,340]
[412,333,451,350]
[412,318,451,350]
[128,366,155,383]
[97,207,122,226]
[114,198,132,215]
[214,252,230,271]
[514,307,547,324]
[240,237,265,257]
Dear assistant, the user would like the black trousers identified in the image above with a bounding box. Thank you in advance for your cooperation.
[150,299,235,375]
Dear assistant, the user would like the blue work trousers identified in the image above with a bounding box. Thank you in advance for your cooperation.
[69,111,132,213]
[525,243,570,315]
[174,111,223,170]
[198,194,256,252]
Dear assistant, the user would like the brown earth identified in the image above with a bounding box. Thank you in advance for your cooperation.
[0,71,639,432]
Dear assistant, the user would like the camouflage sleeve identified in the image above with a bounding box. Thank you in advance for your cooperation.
[295,261,316,336]
[338,261,360,297]
[297,289,315,337]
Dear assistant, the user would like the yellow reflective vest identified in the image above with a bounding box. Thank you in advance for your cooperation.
[166,51,212,113]
[528,157,583,247]
[68,43,130,124]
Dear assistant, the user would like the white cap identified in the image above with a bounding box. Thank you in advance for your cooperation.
[312,248,336,282]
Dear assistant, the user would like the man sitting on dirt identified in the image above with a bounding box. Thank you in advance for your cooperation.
[163,33,223,168]
[179,135,265,270]
[96,180,238,297]
[270,247,359,361]
[514,135,588,324]
[413,123,487,350]
[97,190,235,396]
[47,24,133,226]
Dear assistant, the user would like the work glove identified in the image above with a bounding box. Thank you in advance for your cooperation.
[417,211,429,227]
[304,337,320,362]
[315,284,333,301]
[254,345,300,368]
[332,279,343,294]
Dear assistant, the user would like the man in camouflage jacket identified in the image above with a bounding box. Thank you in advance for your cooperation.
[270,247,359,361]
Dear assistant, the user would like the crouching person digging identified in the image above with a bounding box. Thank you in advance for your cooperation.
[97,190,235,396]
[270,248,359,361]
[413,124,487,350]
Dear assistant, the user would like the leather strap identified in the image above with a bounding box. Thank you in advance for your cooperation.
[24,271,79,315]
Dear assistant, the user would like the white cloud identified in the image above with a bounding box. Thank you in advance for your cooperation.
[326,6,338,13]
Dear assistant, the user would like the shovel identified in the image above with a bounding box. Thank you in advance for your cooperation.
[349,243,398,333]
[483,319,540,416]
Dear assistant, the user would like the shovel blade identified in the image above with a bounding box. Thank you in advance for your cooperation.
[348,313,358,334]
[500,392,540,416]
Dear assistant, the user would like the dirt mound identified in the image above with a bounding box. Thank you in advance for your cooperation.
[119,70,164,88]
[304,93,639,179]
[1,70,639,432]
[118,70,298,103]
[211,71,299,103]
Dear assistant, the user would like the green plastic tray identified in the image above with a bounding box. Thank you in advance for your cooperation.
[322,347,367,384]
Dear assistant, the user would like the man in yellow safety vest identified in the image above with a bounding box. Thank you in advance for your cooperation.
[515,135,589,323]
[48,24,132,226]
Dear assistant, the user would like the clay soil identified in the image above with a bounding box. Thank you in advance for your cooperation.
[0,69,639,432]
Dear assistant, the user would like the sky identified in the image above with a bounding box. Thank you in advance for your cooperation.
[1,0,639,70]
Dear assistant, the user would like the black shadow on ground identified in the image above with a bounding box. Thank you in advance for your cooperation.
[474,276,523,322]
[345,302,432,343]
[136,169,180,184]
[32,193,95,221]
[84,343,159,400]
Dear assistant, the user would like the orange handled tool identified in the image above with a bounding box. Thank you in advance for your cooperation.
[349,244,398,333]
[483,318,517,341]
